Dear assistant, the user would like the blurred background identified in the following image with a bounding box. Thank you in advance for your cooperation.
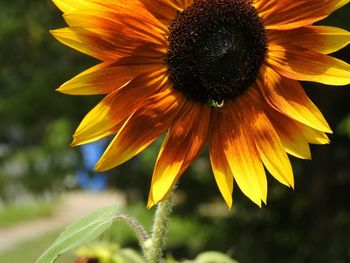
[0,1,349,262]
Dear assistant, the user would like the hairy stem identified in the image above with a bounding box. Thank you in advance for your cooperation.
[114,214,149,242]
[143,191,175,263]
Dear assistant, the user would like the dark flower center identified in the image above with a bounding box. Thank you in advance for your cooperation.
[165,0,267,105]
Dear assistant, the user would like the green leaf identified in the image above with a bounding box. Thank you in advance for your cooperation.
[36,205,118,263]
[194,251,239,263]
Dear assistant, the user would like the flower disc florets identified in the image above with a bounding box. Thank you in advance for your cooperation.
[166,0,267,104]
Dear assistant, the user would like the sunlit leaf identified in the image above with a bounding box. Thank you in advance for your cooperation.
[36,205,118,263]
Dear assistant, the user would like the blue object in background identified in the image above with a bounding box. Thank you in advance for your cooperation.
[77,139,108,191]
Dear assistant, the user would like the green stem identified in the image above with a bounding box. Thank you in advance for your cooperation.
[143,190,175,263]
[114,214,149,243]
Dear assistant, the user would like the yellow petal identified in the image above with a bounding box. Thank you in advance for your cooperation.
[52,0,95,13]
[268,26,350,54]
[148,102,210,206]
[95,88,185,172]
[242,89,294,188]
[267,44,350,86]
[72,70,168,146]
[299,123,330,145]
[57,61,164,95]
[334,0,350,10]
[50,27,120,60]
[218,101,267,207]
[210,112,234,209]
[266,107,312,160]
[256,0,350,30]
[51,1,168,60]
[52,0,133,13]
[258,65,332,133]
[62,8,168,45]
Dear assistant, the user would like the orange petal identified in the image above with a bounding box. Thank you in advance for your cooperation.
[94,87,185,172]
[50,27,116,60]
[50,25,166,61]
[267,44,350,86]
[62,7,168,45]
[51,2,168,61]
[148,102,210,206]
[140,0,185,26]
[210,112,234,209]
[258,65,332,133]
[217,100,267,207]
[173,0,193,9]
[268,26,350,54]
[53,0,171,35]
[256,0,350,30]
[72,69,168,146]
[57,60,164,95]
[266,107,312,160]
[241,89,294,188]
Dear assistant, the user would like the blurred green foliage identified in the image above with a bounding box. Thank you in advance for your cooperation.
[0,1,349,263]
[0,0,99,200]
[0,197,58,227]
[0,230,76,263]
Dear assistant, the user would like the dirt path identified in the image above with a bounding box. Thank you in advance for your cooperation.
[0,191,125,252]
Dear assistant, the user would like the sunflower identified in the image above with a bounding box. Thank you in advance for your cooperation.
[51,0,350,208]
